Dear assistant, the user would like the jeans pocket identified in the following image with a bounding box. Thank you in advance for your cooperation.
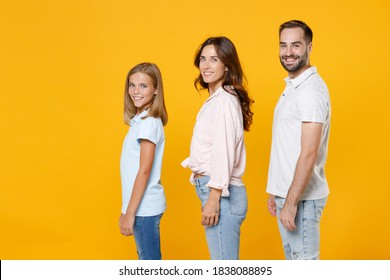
[195,182,210,205]
[198,184,209,196]
[228,186,248,216]
[313,198,327,221]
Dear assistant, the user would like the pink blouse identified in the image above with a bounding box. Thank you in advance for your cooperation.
[181,87,246,197]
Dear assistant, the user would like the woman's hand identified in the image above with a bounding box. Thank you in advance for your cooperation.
[202,188,222,227]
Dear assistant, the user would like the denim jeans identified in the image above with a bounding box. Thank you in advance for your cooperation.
[133,213,163,260]
[275,196,327,260]
[194,176,247,260]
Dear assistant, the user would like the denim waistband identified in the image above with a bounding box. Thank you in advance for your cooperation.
[194,175,245,189]
[193,175,210,185]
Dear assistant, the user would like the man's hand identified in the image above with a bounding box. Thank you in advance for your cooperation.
[279,203,297,231]
[267,194,276,217]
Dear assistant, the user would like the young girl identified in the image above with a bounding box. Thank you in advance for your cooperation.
[119,62,168,260]
[182,37,254,259]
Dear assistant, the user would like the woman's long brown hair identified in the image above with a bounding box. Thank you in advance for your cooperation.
[194,36,254,131]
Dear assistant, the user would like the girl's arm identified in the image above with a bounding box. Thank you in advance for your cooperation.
[120,139,156,236]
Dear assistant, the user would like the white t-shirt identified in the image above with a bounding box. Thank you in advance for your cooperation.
[266,66,331,200]
[120,110,166,216]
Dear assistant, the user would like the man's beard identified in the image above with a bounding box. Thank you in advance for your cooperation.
[280,51,309,74]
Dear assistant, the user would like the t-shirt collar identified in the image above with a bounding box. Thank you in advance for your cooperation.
[130,109,149,126]
[285,66,317,88]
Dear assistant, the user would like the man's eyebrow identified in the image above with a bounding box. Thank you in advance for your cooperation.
[280,41,303,45]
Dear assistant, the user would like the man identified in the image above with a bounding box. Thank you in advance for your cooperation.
[266,20,331,260]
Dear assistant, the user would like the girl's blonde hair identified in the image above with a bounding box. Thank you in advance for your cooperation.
[124,62,168,126]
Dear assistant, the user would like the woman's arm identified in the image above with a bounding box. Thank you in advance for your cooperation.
[203,99,240,227]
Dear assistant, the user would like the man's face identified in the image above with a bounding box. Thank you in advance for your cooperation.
[279,27,312,78]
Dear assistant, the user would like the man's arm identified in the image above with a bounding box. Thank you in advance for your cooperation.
[279,122,323,231]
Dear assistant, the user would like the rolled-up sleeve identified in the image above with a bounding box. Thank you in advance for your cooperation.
[207,101,240,197]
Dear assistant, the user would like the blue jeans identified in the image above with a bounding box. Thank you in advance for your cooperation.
[133,213,163,260]
[194,176,247,260]
[275,196,327,260]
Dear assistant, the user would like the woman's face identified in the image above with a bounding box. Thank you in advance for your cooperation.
[199,44,226,93]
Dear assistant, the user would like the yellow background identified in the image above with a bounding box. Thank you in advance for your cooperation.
[1,0,389,260]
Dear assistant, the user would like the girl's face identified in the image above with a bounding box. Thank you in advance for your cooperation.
[128,72,156,114]
[199,44,227,94]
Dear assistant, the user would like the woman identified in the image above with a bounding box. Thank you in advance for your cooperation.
[182,36,254,259]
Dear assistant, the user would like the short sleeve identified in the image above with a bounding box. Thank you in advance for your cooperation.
[137,117,161,145]
[297,87,330,123]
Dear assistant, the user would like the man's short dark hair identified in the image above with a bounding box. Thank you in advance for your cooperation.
[279,20,313,43]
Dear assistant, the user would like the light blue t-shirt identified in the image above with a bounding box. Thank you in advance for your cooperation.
[120,110,166,216]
